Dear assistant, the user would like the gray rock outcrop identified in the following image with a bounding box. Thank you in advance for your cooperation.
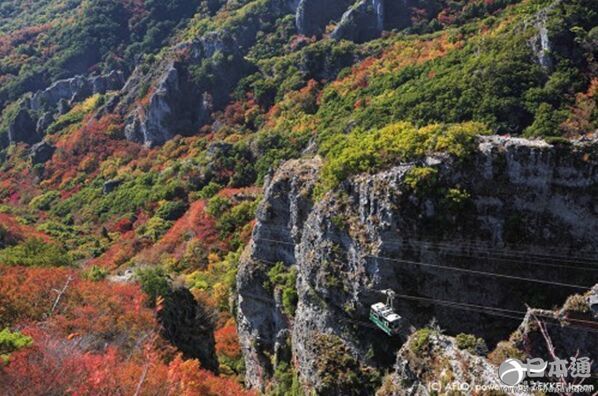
[237,135,598,392]
[331,0,436,43]
[158,287,219,372]
[117,1,292,147]
[102,179,123,195]
[295,0,354,37]
[1,71,125,147]
[379,331,531,396]
[7,104,39,145]
[29,140,56,164]
[331,0,386,43]
[30,71,125,112]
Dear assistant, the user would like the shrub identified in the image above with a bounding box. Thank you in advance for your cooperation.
[0,328,32,363]
[161,180,188,201]
[455,333,488,355]
[404,166,438,194]
[29,191,60,211]
[197,182,222,199]
[46,94,101,134]
[155,200,188,221]
[136,217,172,242]
[83,265,108,281]
[318,121,489,193]
[135,267,170,307]
[313,334,381,394]
[265,262,298,317]
[205,196,232,218]
[271,361,304,396]
[524,103,568,137]
[442,188,471,212]
[410,328,434,355]
[216,200,257,236]
[0,238,71,267]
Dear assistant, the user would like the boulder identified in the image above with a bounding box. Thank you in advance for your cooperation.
[102,179,123,194]
[8,107,39,145]
[158,287,219,372]
[29,140,56,164]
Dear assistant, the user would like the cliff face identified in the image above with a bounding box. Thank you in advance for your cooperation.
[1,71,125,148]
[236,135,598,392]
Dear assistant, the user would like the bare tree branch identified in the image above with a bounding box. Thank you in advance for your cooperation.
[50,275,73,315]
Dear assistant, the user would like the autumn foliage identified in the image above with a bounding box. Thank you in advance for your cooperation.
[0,266,254,395]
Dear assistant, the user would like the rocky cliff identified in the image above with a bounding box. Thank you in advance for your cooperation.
[1,71,125,148]
[237,134,598,392]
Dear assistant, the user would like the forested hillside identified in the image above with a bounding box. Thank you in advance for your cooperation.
[0,0,596,394]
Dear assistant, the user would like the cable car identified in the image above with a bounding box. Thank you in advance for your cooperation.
[369,289,402,336]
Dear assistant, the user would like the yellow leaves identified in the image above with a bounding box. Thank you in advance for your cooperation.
[331,33,461,98]
[208,252,220,267]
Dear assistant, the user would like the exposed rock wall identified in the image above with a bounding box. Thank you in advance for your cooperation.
[1,71,125,148]
[29,71,124,112]
[158,287,219,372]
[116,0,291,147]
[237,135,598,392]
[379,332,530,396]
[236,157,322,389]
[295,0,354,37]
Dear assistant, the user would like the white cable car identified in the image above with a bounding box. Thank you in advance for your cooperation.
[369,289,402,336]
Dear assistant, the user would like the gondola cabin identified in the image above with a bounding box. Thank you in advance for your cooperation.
[369,302,402,336]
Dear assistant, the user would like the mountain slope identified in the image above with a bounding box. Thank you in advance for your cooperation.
[0,0,596,394]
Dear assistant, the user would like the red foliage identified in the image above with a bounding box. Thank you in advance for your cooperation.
[0,267,75,325]
[0,326,170,396]
[0,213,51,245]
[0,266,154,343]
[437,9,457,26]
[87,230,148,270]
[44,115,142,189]
[218,186,261,200]
[0,325,253,396]
[113,216,135,233]
[561,78,597,137]
[167,354,255,396]
[215,324,242,359]
[52,278,154,341]
[0,24,52,57]
[135,200,226,264]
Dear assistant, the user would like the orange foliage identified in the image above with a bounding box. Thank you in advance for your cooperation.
[561,78,598,137]
[87,230,145,270]
[43,115,142,189]
[0,267,75,325]
[0,325,253,396]
[0,213,51,245]
[0,266,154,343]
[215,323,241,359]
[135,200,225,264]
[167,355,254,396]
[331,34,460,98]
[0,23,53,57]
